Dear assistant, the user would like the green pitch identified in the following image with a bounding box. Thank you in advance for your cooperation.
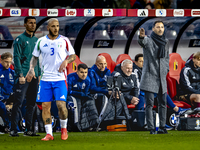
[0,131,199,150]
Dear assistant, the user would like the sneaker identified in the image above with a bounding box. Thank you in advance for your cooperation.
[61,128,68,140]
[10,130,19,137]
[194,107,200,112]
[150,129,156,134]
[157,128,168,134]
[41,134,54,141]
[24,131,40,136]
[176,108,191,116]
[165,124,173,130]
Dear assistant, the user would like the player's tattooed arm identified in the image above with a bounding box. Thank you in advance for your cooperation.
[66,54,76,64]
[59,54,76,73]
[26,56,38,82]
[29,56,38,70]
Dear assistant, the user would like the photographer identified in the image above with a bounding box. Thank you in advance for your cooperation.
[98,59,139,129]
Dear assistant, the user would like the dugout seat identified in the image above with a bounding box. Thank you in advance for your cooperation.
[66,55,84,75]
[167,53,191,108]
[168,53,186,83]
[116,54,132,65]
[98,53,116,73]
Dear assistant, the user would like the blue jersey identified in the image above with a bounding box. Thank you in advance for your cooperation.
[67,72,91,98]
[88,64,111,95]
[0,64,14,100]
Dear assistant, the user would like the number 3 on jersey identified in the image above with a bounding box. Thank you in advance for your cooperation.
[50,48,54,56]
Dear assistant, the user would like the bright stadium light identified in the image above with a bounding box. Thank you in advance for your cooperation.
[120,30,124,36]
[172,31,177,36]
[103,30,106,36]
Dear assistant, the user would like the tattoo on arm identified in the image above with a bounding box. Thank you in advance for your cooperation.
[30,56,38,70]
[46,118,51,124]
[66,54,76,63]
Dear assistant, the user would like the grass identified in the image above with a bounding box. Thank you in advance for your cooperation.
[0,130,199,150]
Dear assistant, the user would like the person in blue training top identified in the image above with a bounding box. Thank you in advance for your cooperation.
[88,55,112,117]
[67,63,99,131]
[0,52,14,133]
[88,55,111,96]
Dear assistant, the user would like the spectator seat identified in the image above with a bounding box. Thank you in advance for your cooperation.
[98,53,116,73]
[66,55,84,75]
[167,53,191,108]
[116,54,132,65]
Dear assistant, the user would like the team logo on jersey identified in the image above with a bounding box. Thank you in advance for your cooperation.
[156,9,166,17]
[58,42,62,48]
[84,9,95,16]
[9,73,13,80]
[103,75,107,81]
[191,9,200,16]
[82,83,86,89]
[73,84,77,88]
[173,9,184,17]
[0,74,4,78]
[47,9,58,16]
[0,9,2,16]
[65,9,76,16]
[102,9,113,16]
[29,9,40,16]
[137,9,148,17]
[43,44,48,47]
[10,9,21,16]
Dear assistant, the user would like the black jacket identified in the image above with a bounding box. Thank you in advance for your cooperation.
[179,59,200,95]
[113,64,139,105]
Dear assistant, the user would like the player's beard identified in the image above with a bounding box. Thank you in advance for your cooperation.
[49,29,58,38]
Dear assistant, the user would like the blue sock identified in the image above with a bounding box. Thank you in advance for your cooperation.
[166,94,176,109]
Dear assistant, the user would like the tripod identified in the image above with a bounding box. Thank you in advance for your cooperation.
[96,77,132,131]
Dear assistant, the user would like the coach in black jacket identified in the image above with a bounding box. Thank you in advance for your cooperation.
[179,52,200,110]
[113,59,139,105]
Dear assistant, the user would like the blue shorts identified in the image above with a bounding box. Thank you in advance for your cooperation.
[36,80,67,102]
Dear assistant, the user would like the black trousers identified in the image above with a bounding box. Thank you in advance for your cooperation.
[11,78,38,132]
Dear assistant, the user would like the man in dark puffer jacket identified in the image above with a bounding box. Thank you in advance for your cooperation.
[179,52,200,111]
[67,64,99,131]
